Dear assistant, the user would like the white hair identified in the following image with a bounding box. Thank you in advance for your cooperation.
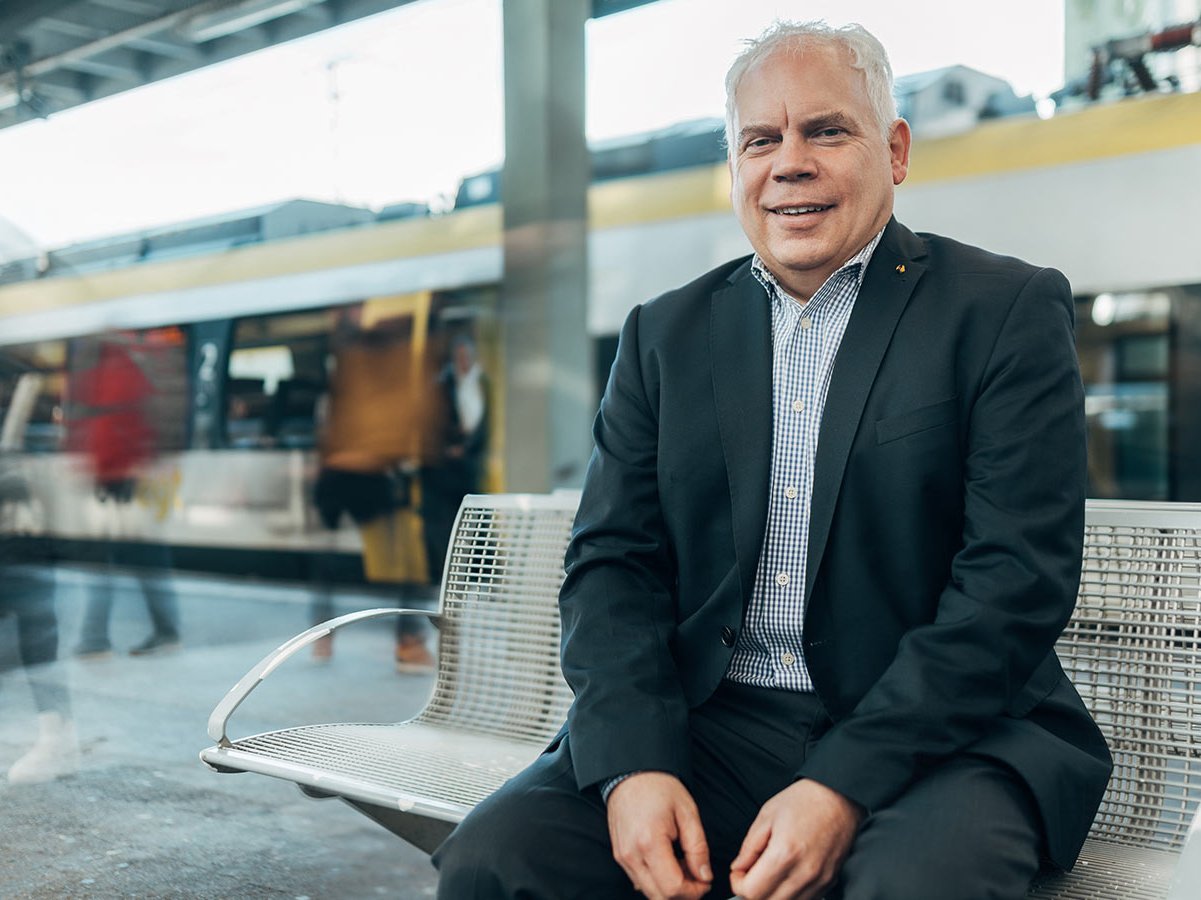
[724,20,899,150]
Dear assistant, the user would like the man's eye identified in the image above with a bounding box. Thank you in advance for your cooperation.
[816,127,846,138]
[746,137,775,149]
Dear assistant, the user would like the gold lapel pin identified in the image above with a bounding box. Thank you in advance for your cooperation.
[895,264,906,274]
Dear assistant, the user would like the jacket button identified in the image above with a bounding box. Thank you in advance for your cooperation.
[720,626,736,647]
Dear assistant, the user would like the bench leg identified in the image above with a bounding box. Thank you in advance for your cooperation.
[342,798,456,855]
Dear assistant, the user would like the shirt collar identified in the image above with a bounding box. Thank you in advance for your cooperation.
[751,226,887,302]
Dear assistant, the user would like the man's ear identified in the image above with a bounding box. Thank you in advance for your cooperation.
[889,118,912,186]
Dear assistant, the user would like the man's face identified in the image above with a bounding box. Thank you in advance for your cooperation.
[729,43,910,301]
[453,342,475,376]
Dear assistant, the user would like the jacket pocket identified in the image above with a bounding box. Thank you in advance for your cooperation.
[875,396,959,445]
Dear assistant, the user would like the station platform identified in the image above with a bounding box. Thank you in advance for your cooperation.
[0,565,441,898]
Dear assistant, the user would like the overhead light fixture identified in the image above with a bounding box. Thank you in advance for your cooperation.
[180,0,324,43]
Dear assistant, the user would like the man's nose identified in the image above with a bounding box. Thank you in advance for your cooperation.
[772,135,817,181]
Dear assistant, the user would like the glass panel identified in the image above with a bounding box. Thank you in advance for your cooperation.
[1077,291,1174,500]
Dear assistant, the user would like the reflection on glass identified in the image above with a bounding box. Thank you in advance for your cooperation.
[1077,290,1179,500]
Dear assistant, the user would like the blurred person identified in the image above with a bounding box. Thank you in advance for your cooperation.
[1,559,79,784]
[1,371,78,784]
[308,317,427,664]
[308,463,396,662]
[433,20,1111,900]
[69,335,180,658]
[402,335,490,674]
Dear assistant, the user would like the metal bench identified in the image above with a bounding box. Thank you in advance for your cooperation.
[200,492,579,852]
[1029,500,1201,900]
[201,496,1201,898]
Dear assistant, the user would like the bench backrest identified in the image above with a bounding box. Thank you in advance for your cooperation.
[414,492,579,743]
[1061,500,1201,851]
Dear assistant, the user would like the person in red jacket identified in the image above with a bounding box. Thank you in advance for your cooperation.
[70,335,180,658]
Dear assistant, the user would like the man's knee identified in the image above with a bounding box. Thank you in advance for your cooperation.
[432,754,627,900]
[839,847,1021,900]
[432,794,532,898]
[836,759,1041,900]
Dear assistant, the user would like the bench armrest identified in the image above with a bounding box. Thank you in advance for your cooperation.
[1168,802,1201,900]
[206,607,438,746]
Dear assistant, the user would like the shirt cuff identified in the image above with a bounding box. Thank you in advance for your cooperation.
[600,771,642,803]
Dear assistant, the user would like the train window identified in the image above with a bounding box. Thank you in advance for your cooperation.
[942,80,965,106]
[1077,291,1172,500]
[226,311,333,450]
[0,342,67,453]
[137,327,190,452]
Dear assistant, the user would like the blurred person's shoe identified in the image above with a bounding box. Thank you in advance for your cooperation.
[128,632,181,656]
[7,711,80,784]
[73,642,113,660]
[312,634,333,662]
[395,635,435,674]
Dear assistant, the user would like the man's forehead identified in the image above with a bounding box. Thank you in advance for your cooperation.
[734,44,868,117]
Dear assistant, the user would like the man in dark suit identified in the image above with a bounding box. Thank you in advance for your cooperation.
[434,20,1111,900]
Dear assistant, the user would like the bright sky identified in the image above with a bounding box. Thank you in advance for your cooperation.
[0,0,1064,252]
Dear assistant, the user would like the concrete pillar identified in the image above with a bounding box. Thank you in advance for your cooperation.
[500,0,593,491]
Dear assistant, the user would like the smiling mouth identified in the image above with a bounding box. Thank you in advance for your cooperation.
[770,204,834,216]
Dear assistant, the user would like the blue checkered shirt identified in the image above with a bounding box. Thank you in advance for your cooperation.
[724,229,884,692]
[601,231,884,800]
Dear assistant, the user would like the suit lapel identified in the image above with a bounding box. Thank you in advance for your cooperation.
[805,220,929,601]
[711,264,773,607]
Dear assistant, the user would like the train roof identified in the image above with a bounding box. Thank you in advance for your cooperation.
[0,199,386,286]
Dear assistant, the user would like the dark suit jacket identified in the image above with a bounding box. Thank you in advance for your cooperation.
[431,364,489,494]
[559,218,1112,869]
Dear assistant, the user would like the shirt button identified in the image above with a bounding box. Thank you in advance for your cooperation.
[781,651,797,666]
[784,486,798,500]
[791,399,804,413]
[775,572,789,587]
[800,317,813,330]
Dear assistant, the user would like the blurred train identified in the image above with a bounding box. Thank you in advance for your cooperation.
[2,87,1200,584]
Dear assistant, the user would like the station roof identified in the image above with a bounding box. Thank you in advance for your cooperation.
[0,0,657,131]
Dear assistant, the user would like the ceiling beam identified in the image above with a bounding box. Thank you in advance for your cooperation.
[36,17,108,40]
[88,0,163,14]
[58,55,143,81]
[0,0,81,37]
[0,5,197,95]
[124,35,205,62]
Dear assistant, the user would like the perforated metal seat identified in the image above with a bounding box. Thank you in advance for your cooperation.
[1029,500,1201,899]
[200,492,578,851]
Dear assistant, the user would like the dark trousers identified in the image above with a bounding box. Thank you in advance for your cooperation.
[433,681,1043,899]
[0,567,69,716]
[78,539,178,649]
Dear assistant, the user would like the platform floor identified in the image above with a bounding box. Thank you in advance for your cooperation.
[0,565,442,898]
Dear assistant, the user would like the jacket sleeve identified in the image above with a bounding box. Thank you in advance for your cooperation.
[798,267,1088,813]
[559,304,692,791]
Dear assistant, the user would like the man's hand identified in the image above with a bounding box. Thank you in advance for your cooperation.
[607,771,713,899]
[728,779,863,900]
